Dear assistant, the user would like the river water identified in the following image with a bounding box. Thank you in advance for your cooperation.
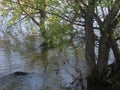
[0,19,117,90]
[0,26,87,90]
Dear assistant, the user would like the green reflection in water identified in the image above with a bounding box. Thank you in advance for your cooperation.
[0,32,87,90]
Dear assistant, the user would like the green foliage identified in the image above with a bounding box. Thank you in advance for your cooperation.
[0,0,80,48]
[44,16,74,47]
[0,0,120,49]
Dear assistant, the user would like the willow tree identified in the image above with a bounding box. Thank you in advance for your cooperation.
[0,0,60,48]
[1,0,120,86]
[71,0,120,85]
[48,0,120,85]
[95,0,120,80]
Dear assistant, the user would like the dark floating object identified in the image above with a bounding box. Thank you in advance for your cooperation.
[14,71,28,76]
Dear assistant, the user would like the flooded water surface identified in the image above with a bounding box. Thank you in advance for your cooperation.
[0,29,87,90]
[0,23,114,90]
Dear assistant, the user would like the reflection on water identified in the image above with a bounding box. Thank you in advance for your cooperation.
[0,28,113,90]
[0,17,117,90]
[0,26,87,90]
[0,73,43,90]
[0,37,86,90]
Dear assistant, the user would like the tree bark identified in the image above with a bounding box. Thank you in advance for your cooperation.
[107,32,120,81]
[97,34,110,78]
[110,38,120,62]
[85,2,96,76]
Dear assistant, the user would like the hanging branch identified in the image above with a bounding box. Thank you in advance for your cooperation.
[17,0,40,28]
[104,0,120,26]
[7,15,27,28]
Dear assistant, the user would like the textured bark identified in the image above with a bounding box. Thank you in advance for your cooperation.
[97,27,120,83]
[107,34,120,82]
[85,2,96,76]
[85,0,120,86]
[97,35,110,78]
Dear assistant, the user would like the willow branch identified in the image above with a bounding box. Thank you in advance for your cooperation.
[104,0,120,25]
[7,15,27,28]
[17,0,40,28]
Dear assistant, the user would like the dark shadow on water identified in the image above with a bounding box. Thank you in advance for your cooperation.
[0,72,43,90]
[14,71,28,75]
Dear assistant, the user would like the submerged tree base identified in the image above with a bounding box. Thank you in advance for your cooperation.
[86,61,120,90]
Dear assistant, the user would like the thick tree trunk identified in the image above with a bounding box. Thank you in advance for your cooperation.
[85,4,96,76]
[97,35,110,78]
[98,29,120,83]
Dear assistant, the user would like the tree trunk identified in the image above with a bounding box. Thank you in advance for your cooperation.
[110,39,120,62]
[97,34,110,78]
[97,27,120,83]
[85,3,96,76]
[39,0,46,38]
[39,1,53,49]
[107,33,120,82]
